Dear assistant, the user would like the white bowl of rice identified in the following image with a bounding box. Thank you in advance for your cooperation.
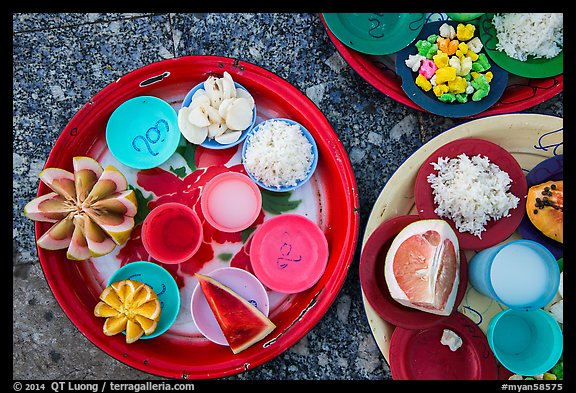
[242,118,318,192]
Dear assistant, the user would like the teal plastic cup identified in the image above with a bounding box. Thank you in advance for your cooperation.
[487,309,563,376]
[108,261,180,339]
[468,239,560,311]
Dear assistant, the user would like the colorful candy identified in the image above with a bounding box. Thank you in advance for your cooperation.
[405,22,493,104]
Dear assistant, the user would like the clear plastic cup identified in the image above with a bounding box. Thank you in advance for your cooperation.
[487,308,563,376]
[468,239,560,311]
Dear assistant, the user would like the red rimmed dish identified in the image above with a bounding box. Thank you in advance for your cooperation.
[319,13,563,118]
[359,215,468,330]
[34,55,360,379]
[389,311,500,380]
[414,138,527,250]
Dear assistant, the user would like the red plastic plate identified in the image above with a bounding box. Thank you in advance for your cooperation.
[34,56,359,379]
[414,138,527,250]
[359,215,468,330]
[320,14,563,118]
[389,312,500,380]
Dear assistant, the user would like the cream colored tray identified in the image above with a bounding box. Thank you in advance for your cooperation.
[361,113,563,365]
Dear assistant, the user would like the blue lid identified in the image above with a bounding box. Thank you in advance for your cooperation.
[106,96,181,169]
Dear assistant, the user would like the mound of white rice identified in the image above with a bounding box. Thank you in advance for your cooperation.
[426,153,520,238]
[243,119,314,189]
[492,13,563,61]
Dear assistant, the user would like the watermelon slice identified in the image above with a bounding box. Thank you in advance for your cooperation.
[195,273,276,354]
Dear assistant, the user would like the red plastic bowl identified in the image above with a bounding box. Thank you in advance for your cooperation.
[34,56,359,379]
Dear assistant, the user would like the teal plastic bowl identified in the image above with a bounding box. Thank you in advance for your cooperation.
[108,261,180,339]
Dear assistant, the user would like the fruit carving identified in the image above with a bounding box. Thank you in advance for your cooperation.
[23,156,137,260]
[195,273,276,354]
[384,219,460,316]
[526,180,563,243]
[94,279,161,344]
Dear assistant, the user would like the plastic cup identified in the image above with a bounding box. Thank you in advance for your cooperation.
[141,202,203,264]
[108,261,181,339]
[468,239,560,311]
[200,172,262,233]
[487,308,563,376]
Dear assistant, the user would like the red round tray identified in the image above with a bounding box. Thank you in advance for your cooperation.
[35,55,360,379]
[320,15,563,118]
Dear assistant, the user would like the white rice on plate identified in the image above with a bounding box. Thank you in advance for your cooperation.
[492,13,563,61]
[243,119,314,189]
[427,153,520,238]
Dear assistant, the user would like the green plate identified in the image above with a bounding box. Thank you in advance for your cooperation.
[446,13,484,22]
[479,13,563,78]
[322,13,426,55]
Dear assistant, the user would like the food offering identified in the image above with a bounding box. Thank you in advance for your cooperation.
[359,215,468,330]
[94,280,162,344]
[23,156,137,260]
[321,13,562,117]
[178,71,256,148]
[384,219,460,316]
[396,20,507,118]
[195,272,276,354]
[518,155,563,259]
[359,114,563,380]
[414,138,527,250]
[242,118,318,192]
[405,21,492,103]
[526,180,563,244]
[31,56,359,379]
[480,13,563,78]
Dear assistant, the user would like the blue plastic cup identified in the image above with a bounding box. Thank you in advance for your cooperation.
[488,309,563,376]
[468,239,560,311]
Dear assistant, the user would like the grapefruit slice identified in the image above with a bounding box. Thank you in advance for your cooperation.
[195,273,276,354]
[384,219,460,316]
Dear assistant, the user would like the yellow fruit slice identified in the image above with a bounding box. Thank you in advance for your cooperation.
[134,299,162,321]
[98,285,124,310]
[94,279,162,343]
[126,319,144,344]
[134,314,158,335]
[111,279,140,303]
[94,301,121,318]
[131,283,157,309]
[103,315,128,336]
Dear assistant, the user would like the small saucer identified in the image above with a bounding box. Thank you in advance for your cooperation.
[190,267,270,346]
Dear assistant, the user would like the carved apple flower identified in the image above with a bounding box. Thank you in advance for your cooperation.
[24,156,137,260]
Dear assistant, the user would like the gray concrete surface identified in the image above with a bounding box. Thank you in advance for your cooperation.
[13,13,563,381]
